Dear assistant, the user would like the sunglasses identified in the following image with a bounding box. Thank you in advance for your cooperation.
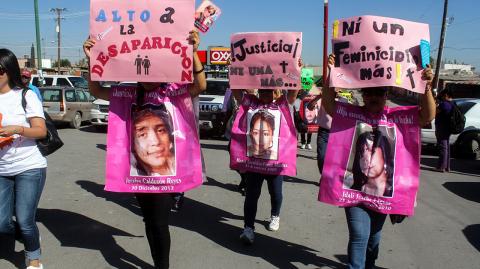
[0,65,5,76]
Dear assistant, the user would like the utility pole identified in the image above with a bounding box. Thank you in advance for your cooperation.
[432,0,449,93]
[34,0,42,79]
[51,8,66,75]
[322,0,329,86]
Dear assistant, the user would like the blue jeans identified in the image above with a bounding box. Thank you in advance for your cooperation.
[345,206,387,269]
[316,128,330,173]
[244,172,283,229]
[0,168,46,261]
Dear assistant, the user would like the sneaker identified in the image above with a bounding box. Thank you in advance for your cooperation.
[240,227,255,245]
[306,144,312,150]
[300,144,306,149]
[268,216,280,231]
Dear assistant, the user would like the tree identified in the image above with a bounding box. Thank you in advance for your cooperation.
[52,59,71,67]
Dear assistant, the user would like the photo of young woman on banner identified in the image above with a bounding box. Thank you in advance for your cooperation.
[230,92,297,176]
[246,108,280,160]
[130,103,177,177]
[105,85,202,193]
[343,123,396,198]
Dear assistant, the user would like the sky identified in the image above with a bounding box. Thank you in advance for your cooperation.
[0,0,479,70]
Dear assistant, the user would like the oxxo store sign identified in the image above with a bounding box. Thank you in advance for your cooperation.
[208,46,231,65]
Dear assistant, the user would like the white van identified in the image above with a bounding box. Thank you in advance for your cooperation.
[31,75,88,89]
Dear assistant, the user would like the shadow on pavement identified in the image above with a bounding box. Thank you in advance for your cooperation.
[420,156,480,176]
[296,152,317,161]
[37,208,152,269]
[0,234,24,269]
[284,176,319,187]
[79,125,105,133]
[204,176,239,193]
[200,143,228,151]
[463,224,480,252]
[77,180,346,269]
[443,182,480,203]
[96,144,107,151]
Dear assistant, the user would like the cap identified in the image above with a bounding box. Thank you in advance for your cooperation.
[21,69,32,78]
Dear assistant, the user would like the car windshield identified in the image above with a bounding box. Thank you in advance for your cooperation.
[69,77,88,88]
[204,80,229,95]
[454,100,476,115]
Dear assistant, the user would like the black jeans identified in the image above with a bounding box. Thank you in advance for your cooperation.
[244,172,283,229]
[135,193,172,269]
[300,132,312,144]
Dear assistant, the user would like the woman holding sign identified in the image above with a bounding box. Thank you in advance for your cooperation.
[321,54,436,269]
[231,87,299,245]
[83,30,206,269]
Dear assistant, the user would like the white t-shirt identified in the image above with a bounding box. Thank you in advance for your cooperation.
[0,88,47,175]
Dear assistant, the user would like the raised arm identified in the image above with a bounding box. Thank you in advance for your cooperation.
[418,65,436,127]
[83,38,110,101]
[187,30,207,98]
[320,54,336,116]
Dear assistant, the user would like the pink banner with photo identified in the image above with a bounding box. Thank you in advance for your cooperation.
[194,0,221,33]
[229,32,302,90]
[105,84,202,193]
[89,0,194,83]
[299,95,321,133]
[330,15,429,93]
[318,102,420,216]
[230,95,297,176]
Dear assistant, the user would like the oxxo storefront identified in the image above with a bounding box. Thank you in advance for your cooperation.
[197,46,231,78]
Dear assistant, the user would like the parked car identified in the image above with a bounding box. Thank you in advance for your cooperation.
[199,78,229,137]
[90,99,109,129]
[31,75,88,89]
[421,98,480,160]
[39,86,93,129]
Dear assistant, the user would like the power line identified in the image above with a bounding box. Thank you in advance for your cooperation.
[0,11,88,21]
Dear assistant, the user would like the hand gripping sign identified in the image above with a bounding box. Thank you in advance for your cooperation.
[230,95,297,176]
[105,84,203,193]
[318,103,420,216]
[229,32,303,90]
[330,15,430,94]
[90,0,194,83]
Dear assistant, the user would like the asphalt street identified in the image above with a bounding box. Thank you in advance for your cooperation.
[1,126,479,269]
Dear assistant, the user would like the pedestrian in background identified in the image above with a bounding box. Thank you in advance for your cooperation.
[0,48,48,269]
[20,69,42,102]
[435,89,454,172]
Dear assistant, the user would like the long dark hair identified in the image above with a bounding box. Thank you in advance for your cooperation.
[0,48,25,89]
[351,129,394,196]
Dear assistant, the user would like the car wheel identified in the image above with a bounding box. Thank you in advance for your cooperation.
[70,112,82,129]
[459,132,480,160]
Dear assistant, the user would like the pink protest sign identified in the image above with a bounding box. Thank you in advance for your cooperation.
[90,0,194,83]
[194,0,221,33]
[105,84,203,193]
[318,103,420,216]
[229,32,302,90]
[330,15,430,94]
[230,95,297,176]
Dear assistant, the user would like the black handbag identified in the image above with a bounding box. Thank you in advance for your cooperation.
[21,88,64,156]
